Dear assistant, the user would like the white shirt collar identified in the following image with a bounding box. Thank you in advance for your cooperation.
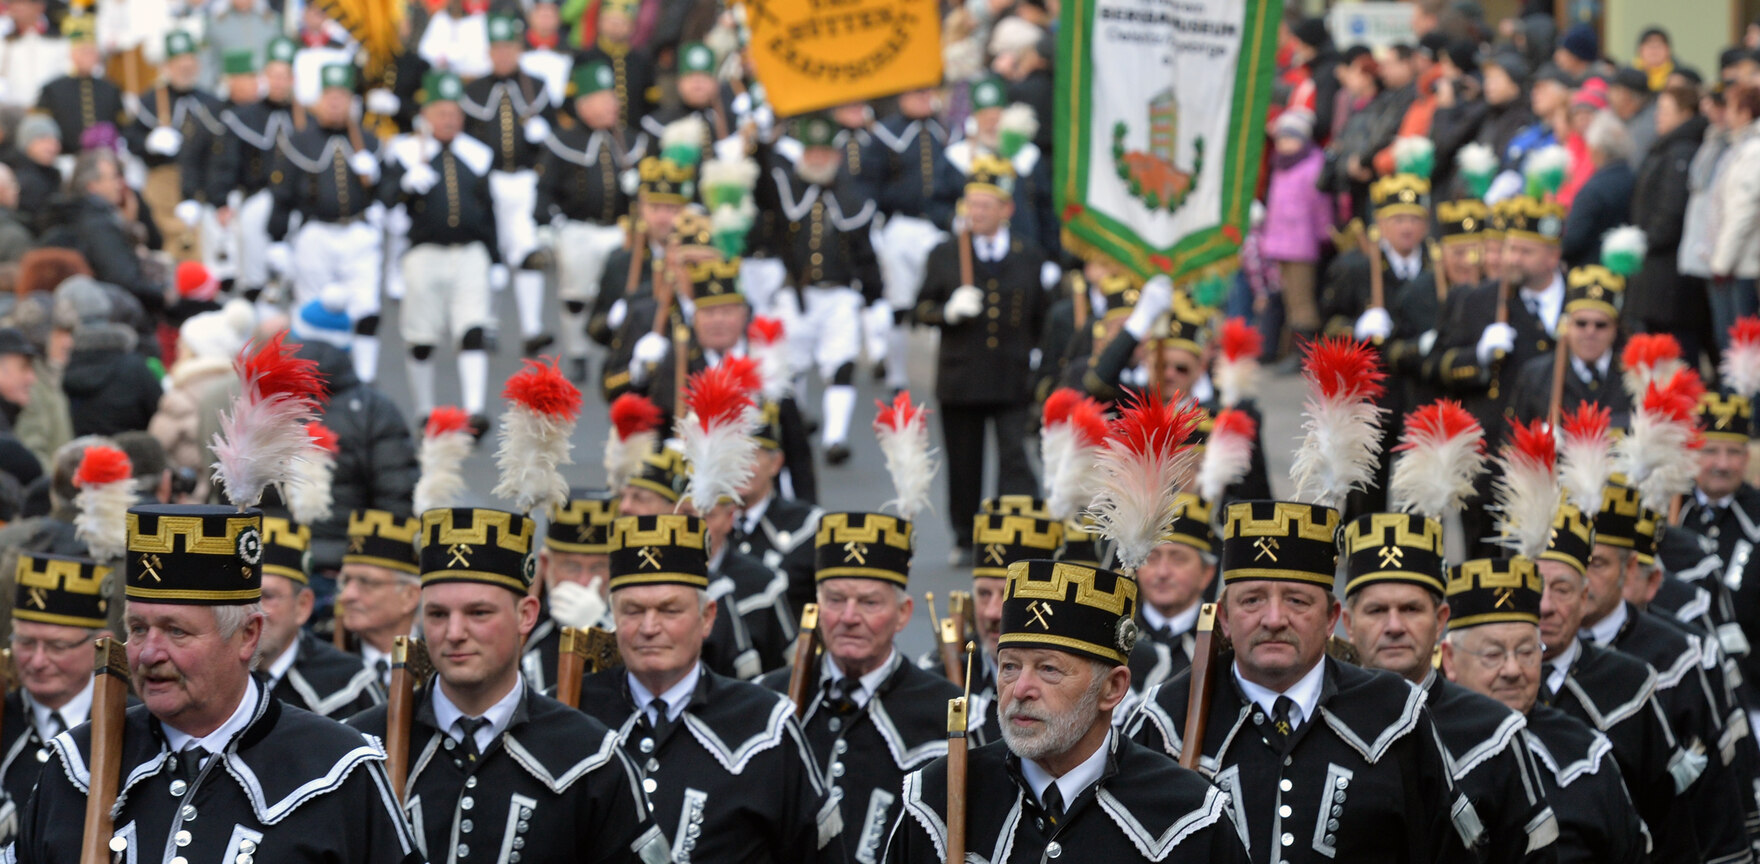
[361,641,392,686]
[162,677,261,759]
[824,648,900,709]
[432,676,525,753]
[1695,488,1736,510]
[264,636,301,688]
[1545,637,1582,695]
[1141,601,1201,637]
[28,678,94,741]
[1020,729,1113,812]
[742,494,774,535]
[976,227,1011,261]
[1570,352,1612,382]
[628,663,701,725]
[1232,656,1325,728]
[1520,273,1566,332]
[1380,240,1424,279]
[1583,601,1628,646]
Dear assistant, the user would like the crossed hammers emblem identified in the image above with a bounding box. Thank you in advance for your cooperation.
[843,542,868,565]
[1254,537,1279,562]
[26,588,45,609]
[1494,587,1515,609]
[984,544,1007,565]
[1026,601,1055,629]
[1379,546,1404,568]
[138,553,164,583]
[637,546,663,570]
[448,544,473,568]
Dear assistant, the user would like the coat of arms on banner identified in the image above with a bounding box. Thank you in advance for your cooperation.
[1111,90,1205,214]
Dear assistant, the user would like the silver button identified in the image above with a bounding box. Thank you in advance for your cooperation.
[520,807,532,819]
[461,819,473,833]
[828,717,842,732]
[1279,779,1292,792]
[639,738,655,754]
[1046,841,1062,858]
[643,777,657,793]
[170,858,188,864]
[1035,818,1044,830]
[1253,713,1264,725]
[464,776,477,789]
[1281,833,1294,847]
[834,740,848,755]
[1336,792,1347,804]
[461,796,474,810]
[109,837,127,853]
[169,779,188,796]
[646,758,659,772]
[444,739,457,750]
[175,830,191,847]
[1325,834,1336,846]
[1331,805,1343,817]
[1327,819,1339,831]
[239,841,256,853]
[181,805,197,821]
[1283,756,1293,766]
[513,837,525,850]
[1278,805,1292,818]
[34,749,46,763]
[457,845,469,858]
[778,531,792,546]
[831,763,845,778]
[237,855,253,864]
[509,855,520,864]
[517,820,529,833]
[1335,777,1348,789]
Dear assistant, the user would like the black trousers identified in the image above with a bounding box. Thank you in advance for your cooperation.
[941,402,1037,548]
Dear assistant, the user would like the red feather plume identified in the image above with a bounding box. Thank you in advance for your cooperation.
[426,406,472,437]
[1562,402,1611,442]
[1091,389,1206,570]
[1507,418,1557,472]
[1392,400,1481,455]
[1210,408,1258,442]
[503,358,582,421]
[74,446,132,487]
[1042,388,1083,429]
[1303,335,1386,402]
[747,317,786,346]
[718,355,763,396]
[876,390,930,432]
[241,332,328,403]
[1219,318,1263,362]
[1644,369,1707,429]
[610,393,663,440]
[685,365,756,431]
[1621,333,1681,371]
[1732,317,1760,350]
[305,422,340,454]
[1067,396,1110,449]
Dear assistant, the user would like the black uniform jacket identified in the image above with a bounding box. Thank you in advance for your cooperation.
[14,677,421,864]
[1420,672,1558,864]
[1522,704,1645,864]
[883,733,1250,863]
[270,629,384,720]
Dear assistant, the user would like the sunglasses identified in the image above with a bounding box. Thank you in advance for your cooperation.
[1572,318,1612,331]
[1168,363,1193,375]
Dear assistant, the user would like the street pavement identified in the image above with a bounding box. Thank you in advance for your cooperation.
[370,285,1305,660]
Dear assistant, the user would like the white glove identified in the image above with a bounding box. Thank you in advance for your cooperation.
[1418,329,1437,357]
[174,200,203,227]
[365,88,400,117]
[628,332,670,383]
[401,162,438,194]
[348,150,380,180]
[145,126,182,156]
[1353,307,1393,341]
[548,579,609,630]
[265,243,290,277]
[1475,322,1517,365]
[608,298,628,329]
[524,115,551,144]
[944,284,984,324]
[489,264,510,292]
[1124,275,1174,340]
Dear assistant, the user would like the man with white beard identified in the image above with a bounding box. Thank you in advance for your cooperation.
[885,558,1248,863]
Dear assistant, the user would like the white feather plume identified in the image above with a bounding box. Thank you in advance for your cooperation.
[1456,142,1498,177]
[210,334,326,510]
[286,451,336,525]
[875,394,939,522]
[1722,319,1760,399]
[493,360,582,515]
[1616,371,1706,512]
[1197,412,1257,503]
[1557,405,1614,514]
[1289,338,1388,510]
[1493,450,1559,561]
[415,409,474,514]
[1387,402,1485,520]
[679,365,761,513]
[999,103,1038,139]
[73,483,133,562]
[1087,394,1205,572]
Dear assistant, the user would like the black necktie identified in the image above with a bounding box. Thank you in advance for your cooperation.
[177,743,207,786]
[823,676,857,715]
[373,657,390,685]
[647,698,673,741]
[46,711,66,738]
[456,716,489,762]
[1040,782,1065,827]
[1523,295,1540,319]
[1701,502,1728,528]
[1269,696,1297,751]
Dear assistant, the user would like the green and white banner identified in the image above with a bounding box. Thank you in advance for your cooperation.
[1055,0,1279,282]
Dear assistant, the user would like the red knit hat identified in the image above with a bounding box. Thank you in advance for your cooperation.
[176,261,219,302]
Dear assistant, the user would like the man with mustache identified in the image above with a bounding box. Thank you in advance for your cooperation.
[885,558,1248,862]
[1680,386,1760,697]
[575,514,842,863]
[1127,500,1466,864]
[1338,511,1559,862]
[761,510,960,863]
[11,505,419,863]
[1442,550,1646,863]
[350,506,666,863]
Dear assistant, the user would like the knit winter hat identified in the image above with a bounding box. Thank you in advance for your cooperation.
[178,299,255,360]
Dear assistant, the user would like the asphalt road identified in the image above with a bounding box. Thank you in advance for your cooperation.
[371,285,1305,660]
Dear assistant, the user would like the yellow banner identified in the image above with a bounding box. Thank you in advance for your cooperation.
[745,0,943,117]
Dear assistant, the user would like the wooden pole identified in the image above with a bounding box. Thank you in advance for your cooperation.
[944,696,968,864]
[1178,603,1219,772]
[1429,239,1450,305]
[556,627,590,709]
[384,636,421,803]
[1547,328,1571,432]
[927,593,964,687]
[1494,235,1514,326]
[79,638,128,864]
[785,604,821,718]
[1363,226,1385,310]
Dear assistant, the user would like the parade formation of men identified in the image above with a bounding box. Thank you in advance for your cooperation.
[11,3,1760,864]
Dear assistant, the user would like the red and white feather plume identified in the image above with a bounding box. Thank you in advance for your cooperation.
[494,358,584,514]
[211,333,329,509]
[1620,333,1686,405]
[746,317,794,403]
[1088,389,1206,572]
[1722,317,1760,399]
[1493,418,1559,560]
[287,421,339,525]
[1290,336,1388,509]
[1040,389,1110,521]
[1617,368,1707,512]
[1197,409,1258,503]
[874,392,939,522]
[605,393,664,490]
[73,445,133,561]
[1388,400,1485,520]
[1558,403,1614,513]
[415,407,474,514]
[1214,318,1263,410]
[680,363,761,513]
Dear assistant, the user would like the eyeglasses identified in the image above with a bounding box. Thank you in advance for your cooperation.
[336,573,411,592]
[10,634,96,657]
[1460,643,1542,671]
[1572,318,1612,331]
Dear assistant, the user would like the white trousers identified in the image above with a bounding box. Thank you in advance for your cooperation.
[292,219,382,321]
[874,214,945,309]
[490,169,539,268]
[400,242,493,345]
[232,189,274,289]
[555,221,627,302]
[740,257,789,317]
[781,284,863,380]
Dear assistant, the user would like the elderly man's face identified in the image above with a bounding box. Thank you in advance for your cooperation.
[126,602,260,734]
[694,301,748,352]
[1697,437,1748,500]
[539,548,610,591]
[1378,212,1427,256]
[618,485,674,517]
[997,647,1129,762]
[615,584,716,682]
[337,563,419,641]
[1537,559,1588,660]
[1220,581,1339,691]
[257,574,313,667]
[11,619,103,710]
[1582,544,1630,625]
[818,578,911,674]
[972,576,1004,657]
[1442,623,1544,713]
